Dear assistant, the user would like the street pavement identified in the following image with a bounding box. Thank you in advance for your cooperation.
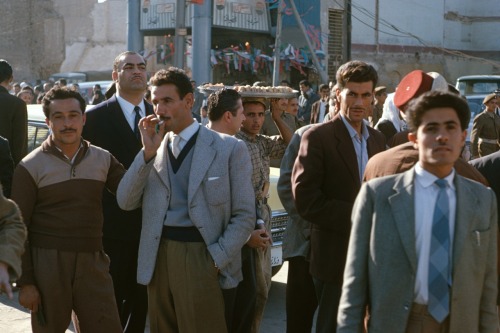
[0,262,293,332]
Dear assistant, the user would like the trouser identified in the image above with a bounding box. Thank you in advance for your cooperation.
[405,303,450,333]
[30,248,122,333]
[286,256,318,333]
[103,238,148,333]
[251,203,272,333]
[148,239,227,333]
[223,245,257,333]
[313,277,342,333]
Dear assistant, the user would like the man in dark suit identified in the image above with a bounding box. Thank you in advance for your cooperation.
[310,83,330,124]
[0,59,27,165]
[82,51,151,333]
[292,60,386,332]
[0,136,14,198]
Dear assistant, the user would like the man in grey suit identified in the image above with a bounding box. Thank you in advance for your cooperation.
[337,91,498,333]
[116,67,255,333]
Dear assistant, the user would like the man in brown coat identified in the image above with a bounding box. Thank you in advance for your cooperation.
[292,60,386,332]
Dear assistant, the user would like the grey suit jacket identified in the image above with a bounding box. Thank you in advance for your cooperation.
[337,168,498,333]
[117,125,256,289]
[278,124,316,259]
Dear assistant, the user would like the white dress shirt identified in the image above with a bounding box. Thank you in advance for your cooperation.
[115,92,146,131]
[413,163,456,305]
[170,119,198,153]
[340,114,370,182]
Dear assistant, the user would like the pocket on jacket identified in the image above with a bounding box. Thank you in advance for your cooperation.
[203,176,229,205]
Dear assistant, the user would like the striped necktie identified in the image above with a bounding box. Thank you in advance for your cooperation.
[428,178,451,323]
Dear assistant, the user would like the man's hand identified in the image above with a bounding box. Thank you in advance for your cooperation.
[246,228,271,249]
[139,115,165,161]
[19,284,41,313]
[0,262,13,299]
[270,99,282,120]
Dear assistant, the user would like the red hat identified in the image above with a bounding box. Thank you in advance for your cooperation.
[394,70,433,109]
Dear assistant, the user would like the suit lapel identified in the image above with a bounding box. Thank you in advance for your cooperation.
[153,132,171,189]
[188,127,215,204]
[333,117,360,187]
[452,176,477,270]
[389,170,418,272]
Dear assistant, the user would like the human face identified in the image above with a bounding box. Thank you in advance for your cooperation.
[485,98,497,112]
[19,91,33,104]
[152,84,194,134]
[299,83,308,93]
[241,102,266,137]
[45,98,86,150]
[409,107,466,178]
[337,81,374,128]
[287,97,299,116]
[271,98,288,112]
[228,99,245,135]
[320,87,330,100]
[112,53,148,94]
[375,92,387,105]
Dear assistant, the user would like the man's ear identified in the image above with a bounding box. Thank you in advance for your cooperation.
[408,131,418,149]
[111,71,118,82]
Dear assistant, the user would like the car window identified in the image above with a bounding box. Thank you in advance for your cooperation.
[27,123,50,153]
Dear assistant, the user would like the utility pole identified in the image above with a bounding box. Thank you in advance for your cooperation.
[127,0,144,52]
[272,0,283,86]
[174,0,187,69]
[192,0,213,84]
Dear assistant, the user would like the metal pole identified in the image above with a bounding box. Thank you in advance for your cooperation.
[192,0,213,84]
[127,0,144,52]
[174,0,187,69]
[289,0,329,84]
[272,0,283,86]
[375,0,379,54]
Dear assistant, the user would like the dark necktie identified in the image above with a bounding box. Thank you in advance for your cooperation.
[428,178,450,323]
[133,106,141,141]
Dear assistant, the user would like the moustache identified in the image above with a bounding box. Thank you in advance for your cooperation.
[60,129,76,134]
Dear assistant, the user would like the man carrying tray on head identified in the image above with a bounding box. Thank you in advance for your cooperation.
[235,91,293,333]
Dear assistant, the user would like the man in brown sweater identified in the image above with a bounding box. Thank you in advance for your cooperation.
[11,87,124,333]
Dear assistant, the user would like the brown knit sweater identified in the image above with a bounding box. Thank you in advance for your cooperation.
[11,137,126,286]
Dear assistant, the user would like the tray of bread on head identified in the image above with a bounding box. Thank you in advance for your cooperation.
[234,85,299,98]
[198,83,298,98]
[198,83,234,95]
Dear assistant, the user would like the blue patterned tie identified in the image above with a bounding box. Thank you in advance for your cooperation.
[428,178,450,323]
[133,106,141,141]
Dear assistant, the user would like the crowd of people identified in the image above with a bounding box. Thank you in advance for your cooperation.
[0,52,500,333]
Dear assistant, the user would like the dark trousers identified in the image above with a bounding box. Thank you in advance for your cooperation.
[103,238,148,333]
[313,277,342,333]
[223,245,257,333]
[286,256,318,333]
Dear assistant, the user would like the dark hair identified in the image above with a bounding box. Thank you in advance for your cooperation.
[319,83,329,91]
[149,67,193,99]
[336,60,378,90]
[207,88,242,121]
[299,80,311,87]
[58,78,67,86]
[405,90,470,133]
[113,51,146,71]
[42,86,86,118]
[0,60,13,83]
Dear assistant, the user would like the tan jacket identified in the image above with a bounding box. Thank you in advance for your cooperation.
[470,111,500,158]
[0,185,26,281]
